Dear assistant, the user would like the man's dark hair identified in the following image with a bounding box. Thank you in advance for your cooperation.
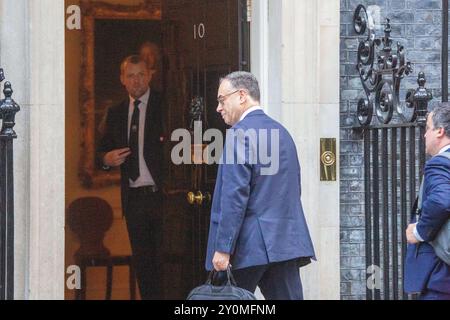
[220,71,261,102]
[120,55,147,75]
[432,102,450,138]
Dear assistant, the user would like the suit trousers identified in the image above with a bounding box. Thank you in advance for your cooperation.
[419,289,450,300]
[126,187,163,300]
[231,259,304,300]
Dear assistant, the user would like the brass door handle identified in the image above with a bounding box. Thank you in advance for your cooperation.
[187,191,211,205]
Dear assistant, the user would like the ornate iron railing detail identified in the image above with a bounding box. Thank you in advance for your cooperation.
[351,4,437,301]
[0,68,20,300]
[353,5,432,126]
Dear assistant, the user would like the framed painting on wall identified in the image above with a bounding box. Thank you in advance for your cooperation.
[79,0,162,188]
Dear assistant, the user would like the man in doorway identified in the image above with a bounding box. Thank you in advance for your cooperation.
[205,71,316,300]
[405,103,450,300]
[139,41,162,92]
[98,55,164,300]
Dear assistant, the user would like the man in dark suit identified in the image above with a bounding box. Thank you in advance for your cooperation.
[205,71,316,300]
[97,55,164,300]
[405,103,450,300]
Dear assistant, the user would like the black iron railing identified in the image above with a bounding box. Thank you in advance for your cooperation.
[361,124,426,300]
[0,68,20,300]
[352,4,433,300]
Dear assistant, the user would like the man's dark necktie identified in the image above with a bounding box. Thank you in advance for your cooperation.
[129,99,140,181]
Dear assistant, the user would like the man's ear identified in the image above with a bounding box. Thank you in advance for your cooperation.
[437,127,446,138]
[240,90,247,104]
[120,74,125,86]
[147,69,155,81]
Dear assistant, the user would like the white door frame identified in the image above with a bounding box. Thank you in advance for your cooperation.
[0,0,66,300]
[250,0,341,300]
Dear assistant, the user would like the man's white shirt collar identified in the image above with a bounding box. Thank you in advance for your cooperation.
[439,144,450,154]
[239,106,263,122]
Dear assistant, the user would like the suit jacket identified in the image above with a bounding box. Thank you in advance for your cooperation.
[97,90,164,215]
[205,110,316,271]
[404,148,450,294]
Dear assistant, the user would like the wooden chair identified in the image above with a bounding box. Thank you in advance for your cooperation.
[66,197,136,300]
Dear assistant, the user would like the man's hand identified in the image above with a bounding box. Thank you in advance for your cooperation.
[103,148,131,167]
[406,223,420,244]
[212,251,230,271]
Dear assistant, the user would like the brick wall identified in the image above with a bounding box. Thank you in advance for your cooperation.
[340,0,444,300]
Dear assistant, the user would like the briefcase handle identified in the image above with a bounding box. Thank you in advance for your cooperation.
[206,265,237,287]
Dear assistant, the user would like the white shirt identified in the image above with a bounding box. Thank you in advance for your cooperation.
[128,88,156,188]
[438,144,450,155]
[414,143,450,241]
[239,106,263,122]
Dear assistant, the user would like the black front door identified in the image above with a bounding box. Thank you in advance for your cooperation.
[160,0,250,299]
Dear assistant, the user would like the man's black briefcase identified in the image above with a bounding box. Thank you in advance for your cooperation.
[187,266,257,300]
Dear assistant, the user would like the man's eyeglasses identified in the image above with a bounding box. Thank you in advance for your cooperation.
[217,89,240,106]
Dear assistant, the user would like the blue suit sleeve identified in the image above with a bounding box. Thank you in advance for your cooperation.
[215,131,252,254]
[417,160,450,242]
